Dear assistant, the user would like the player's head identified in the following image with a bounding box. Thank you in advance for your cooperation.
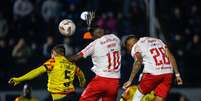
[91,27,105,39]
[23,84,32,98]
[51,44,65,57]
[124,35,140,53]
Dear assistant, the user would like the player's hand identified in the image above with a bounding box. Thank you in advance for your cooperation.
[123,81,132,89]
[8,78,20,86]
[176,76,183,85]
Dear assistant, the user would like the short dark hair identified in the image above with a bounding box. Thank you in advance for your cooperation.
[90,27,104,34]
[123,35,139,47]
[52,44,65,55]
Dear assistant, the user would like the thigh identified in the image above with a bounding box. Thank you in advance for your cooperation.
[79,77,104,101]
[155,74,173,98]
[138,74,160,94]
[101,79,119,101]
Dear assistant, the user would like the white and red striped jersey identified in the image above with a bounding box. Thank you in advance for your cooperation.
[79,34,121,78]
[131,37,173,75]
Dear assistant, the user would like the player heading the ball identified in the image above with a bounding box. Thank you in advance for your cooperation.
[9,44,86,101]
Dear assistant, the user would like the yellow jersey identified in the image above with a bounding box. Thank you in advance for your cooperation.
[120,85,155,101]
[10,55,85,100]
[43,55,85,94]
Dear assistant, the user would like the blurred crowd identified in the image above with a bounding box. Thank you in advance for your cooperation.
[0,0,201,91]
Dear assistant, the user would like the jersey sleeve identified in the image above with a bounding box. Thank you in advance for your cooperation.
[158,39,166,48]
[131,44,142,58]
[79,41,95,58]
[43,58,55,71]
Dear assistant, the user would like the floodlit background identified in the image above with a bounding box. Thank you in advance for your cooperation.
[0,0,201,101]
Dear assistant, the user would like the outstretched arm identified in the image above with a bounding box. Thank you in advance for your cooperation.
[75,67,86,87]
[165,47,183,85]
[69,41,95,62]
[123,52,143,89]
[9,66,46,86]
[69,53,83,62]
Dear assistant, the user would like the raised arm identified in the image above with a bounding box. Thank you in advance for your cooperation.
[69,53,83,62]
[123,52,143,89]
[69,41,95,62]
[9,66,46,86]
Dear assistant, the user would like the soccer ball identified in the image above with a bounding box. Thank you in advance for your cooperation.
[58,19,76,36]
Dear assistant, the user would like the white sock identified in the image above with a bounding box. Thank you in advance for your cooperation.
[132,88,144,101]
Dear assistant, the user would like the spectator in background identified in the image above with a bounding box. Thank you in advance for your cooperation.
[167,92,188,101]
[8,37,16,52]
[0,39,10,66]
[188,5,201,34]
[170,8,183,33]
[116,12,125,37]
[41,0,62,22]
[63,37,73,56]
[13,0,34,19]
[64,0,80,5]
[63,4,79,24]
[0,14,8,38]
[187,34,201,69]
[43,36,55,57]
[15,84,39,101]
[191,34,201,55]
[12,38,32,65]
[13,0,35,36]
[171,33,185,58]
[106,12,117,32]
[119,13,134,35]
[96,13,107,29]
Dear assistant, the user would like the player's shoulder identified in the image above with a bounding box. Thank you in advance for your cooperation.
[139,37,152,42]
[109,33,120,39]
[139,37,163,43]
[102,34,120,42]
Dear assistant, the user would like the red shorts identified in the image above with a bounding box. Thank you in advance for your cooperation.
[139,73,173,98]
[79,76,119,101]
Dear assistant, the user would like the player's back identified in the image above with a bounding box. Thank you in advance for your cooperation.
[44,56,77,93]
[92,34,121,78]
[133,37,173,75]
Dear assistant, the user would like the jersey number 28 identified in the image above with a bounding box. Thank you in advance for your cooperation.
[150,47,170,66]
